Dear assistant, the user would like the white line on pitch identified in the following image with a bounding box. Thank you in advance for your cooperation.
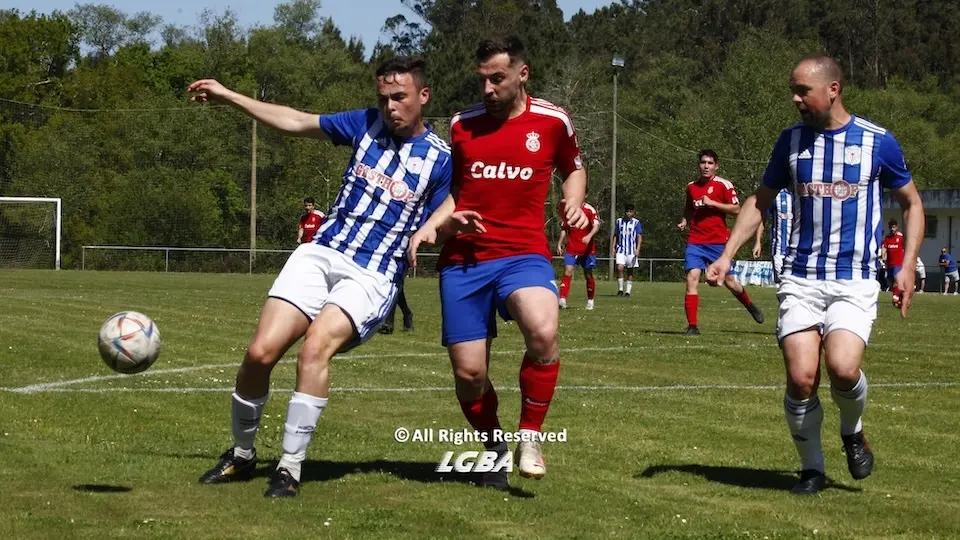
[3,381,960,394]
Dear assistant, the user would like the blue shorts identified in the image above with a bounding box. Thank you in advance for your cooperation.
[439,254,558,346]
[889,266,902,278]
[684,243,727,271]
[563,253,597,269]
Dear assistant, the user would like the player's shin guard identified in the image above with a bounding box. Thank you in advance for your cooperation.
[231,392,268,460]
[831,370,867,436]
[518,354,560,432]
[617,278,624,292]
[559,276,572,300]
[684,294,699,327]
[459,384,503,448]
[784,394,825,473]
[277,392,328,482]
[585,275,596,300]
[626,280,633,295]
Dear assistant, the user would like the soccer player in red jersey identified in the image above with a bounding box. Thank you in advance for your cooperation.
[677,150,764,335]
[881,219,905,304]
[557,201,600,310]
[408,35,588,488]
[296,197,325,244]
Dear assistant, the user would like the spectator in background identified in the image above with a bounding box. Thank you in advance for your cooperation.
[940,247,959,294]
[915,256,926,293]
[297,197,325,244]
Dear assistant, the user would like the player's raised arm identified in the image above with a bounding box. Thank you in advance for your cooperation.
[187,79,326,139]
[559,169,588,230]
[706,185,776,284]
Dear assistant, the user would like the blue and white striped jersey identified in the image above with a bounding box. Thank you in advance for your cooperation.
[763,116,912,280]
[767,189,794,257]
[614,217,643,256]
[314,109,452,282]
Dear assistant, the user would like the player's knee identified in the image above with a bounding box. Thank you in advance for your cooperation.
[524,323,558,358]
[244,341,280,369]
[826,363,861,387]
[296,339,333,371]
[785,372,818,398]
[452,363,485,387]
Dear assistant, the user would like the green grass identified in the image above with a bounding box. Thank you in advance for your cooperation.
[2,270,960,539]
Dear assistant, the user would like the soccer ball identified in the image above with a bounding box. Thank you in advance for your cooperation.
[97,311,162,374]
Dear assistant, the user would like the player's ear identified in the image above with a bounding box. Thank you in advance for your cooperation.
[419,85,430,106]
[518,63,529,84]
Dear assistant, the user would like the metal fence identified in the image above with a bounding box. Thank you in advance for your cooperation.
[80,245,686,281]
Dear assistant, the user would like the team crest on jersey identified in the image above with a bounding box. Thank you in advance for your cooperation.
[406,157,424,174]
[707,186,714,195]
[525,131,541,153]
[844,145,862,165]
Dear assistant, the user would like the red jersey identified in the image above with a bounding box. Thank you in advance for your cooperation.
[685,176,739,245]
[299,210,325,243]
[883,231,905,267]
[438,96,583,267]
[564,202,598,256]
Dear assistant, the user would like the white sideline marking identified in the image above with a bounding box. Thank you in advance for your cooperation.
[1,343,763,394]
[0,342,947,395]
[2,381,959,394]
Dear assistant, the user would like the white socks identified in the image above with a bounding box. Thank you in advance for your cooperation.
[784,394,825,473]
[617,278,624,291]
[231,392,268,460]
[831,371,867,436]
[277,392,328,481]
[626,281,633,294]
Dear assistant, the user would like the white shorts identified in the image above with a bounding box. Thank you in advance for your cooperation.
[615,252,639,268]
[916,264,926,279]
[776,275,879,345]
[268,243,398,350]
[946,270,960,282]
[772,254,785,283]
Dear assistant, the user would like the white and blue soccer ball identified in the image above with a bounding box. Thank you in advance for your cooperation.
[98,311,162,374]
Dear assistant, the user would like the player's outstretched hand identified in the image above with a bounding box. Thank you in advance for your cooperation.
[448,210,486,235]
[563,204,589,230]
[407,227,438,268]
[187,79,233,103]
[752,243,762,259]
[705,256,731,286]
[896,268,916,318]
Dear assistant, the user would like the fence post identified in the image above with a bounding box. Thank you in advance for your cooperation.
[649,259,654,282]
[165,249,169,272]
[82,247,86,270]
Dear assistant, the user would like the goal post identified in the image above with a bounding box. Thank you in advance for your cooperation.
[0,197,62,270]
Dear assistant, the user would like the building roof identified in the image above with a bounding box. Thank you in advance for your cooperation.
[884,189,960,210]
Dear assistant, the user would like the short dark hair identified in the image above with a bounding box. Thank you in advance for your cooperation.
[799,53,846,93]
[698,149,719,163]
[303,197,315,204]
[476,35,527,66]
[376,55,428,89]
[889,219,898,226]
[625,203,635,212]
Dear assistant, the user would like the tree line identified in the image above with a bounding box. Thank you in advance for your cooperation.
[2,0,959,270]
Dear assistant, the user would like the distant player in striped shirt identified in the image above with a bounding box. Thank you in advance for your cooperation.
[707,54,924,495]
[188,56,452,498]
[678,150,765,335]
[613,204,643,296]
[753,189,794,283]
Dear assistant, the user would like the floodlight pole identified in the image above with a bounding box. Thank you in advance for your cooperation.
[250,87,258,274]
[609,55,624,280]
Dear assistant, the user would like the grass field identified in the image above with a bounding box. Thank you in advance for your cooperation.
[2,270,960,539]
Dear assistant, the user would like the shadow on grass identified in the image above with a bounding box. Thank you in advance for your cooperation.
[242,459,536,499]
[73,484,133,493]
[636,464,861,493]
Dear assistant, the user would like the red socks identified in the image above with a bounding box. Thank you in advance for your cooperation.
[518,354,560,432]
[458,384,502,448]
[559,275,572,300]
[734,289,753,308]
[684,294,699,327]
[585,275,596,300]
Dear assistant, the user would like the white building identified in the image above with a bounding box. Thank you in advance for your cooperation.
[884,189,960,287]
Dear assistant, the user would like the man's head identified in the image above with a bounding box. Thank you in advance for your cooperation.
[698,150,719,180]
[475,35,529,116]
[790,53,845,129]
[624,203,635,219]
[375,56,430,137]
[888,219,898,234]
[303,197,315,212]
[944,247,950,256]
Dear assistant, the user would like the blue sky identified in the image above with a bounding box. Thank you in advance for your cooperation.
[8,0,615,51]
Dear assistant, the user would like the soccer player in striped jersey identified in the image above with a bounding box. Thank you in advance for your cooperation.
[707,54,924,495]
[678,150,765,335]
[188,56,452,498]
[557,201,600,310]
[409,35,588,489]
[613,204,643,296]
[753,189,794,283]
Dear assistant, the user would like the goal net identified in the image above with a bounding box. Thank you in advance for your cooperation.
[0,197,61,269]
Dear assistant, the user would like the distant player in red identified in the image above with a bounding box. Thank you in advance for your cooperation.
[408,35,588,488]
[296,197,325,244]
[557,201,600,310]
[677,150,764,335]
[881,219,905,304]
